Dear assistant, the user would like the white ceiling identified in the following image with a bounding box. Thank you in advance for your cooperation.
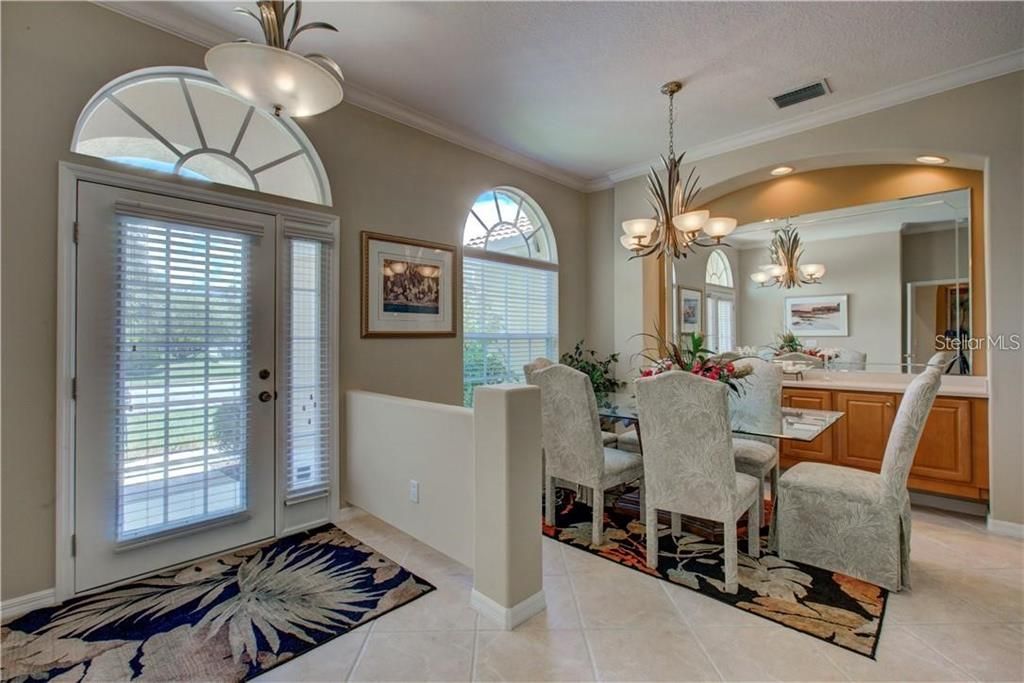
[105,2,1024,190]
[731,189,969,248]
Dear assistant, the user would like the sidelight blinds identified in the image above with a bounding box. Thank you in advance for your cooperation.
[284,237,332,498]
[114,214,251,541]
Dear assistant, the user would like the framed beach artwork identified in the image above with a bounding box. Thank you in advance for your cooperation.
[784,294,849,337]
[677,287,704,335]
[361,231,457,337]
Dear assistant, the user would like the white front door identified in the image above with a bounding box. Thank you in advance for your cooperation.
[73,181,277,592]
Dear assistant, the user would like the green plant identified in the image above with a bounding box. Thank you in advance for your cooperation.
[559,341,624,395]
[774,331,804,353]
[636,328,752,394]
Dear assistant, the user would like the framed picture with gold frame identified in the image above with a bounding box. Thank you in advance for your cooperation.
[361,231,457,338]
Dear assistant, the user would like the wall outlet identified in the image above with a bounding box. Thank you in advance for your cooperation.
[409,480,419,503]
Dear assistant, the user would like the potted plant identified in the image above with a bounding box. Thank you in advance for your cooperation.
[559,341,624,396]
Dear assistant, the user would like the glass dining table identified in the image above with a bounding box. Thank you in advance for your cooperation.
[594,390,844,447]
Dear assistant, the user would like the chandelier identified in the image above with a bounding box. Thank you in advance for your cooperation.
[619,81,737,260]
[205,1,345,118]
[749,221,826,288]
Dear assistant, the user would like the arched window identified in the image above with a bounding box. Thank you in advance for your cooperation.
[72,67,331,205]
[462,188,558,405]
[704,249,736,352]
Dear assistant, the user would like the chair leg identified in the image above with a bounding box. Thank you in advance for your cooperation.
[646,504,659,568]
[592,487,604,546]
[671,512,681,537]
[544,475,555,526]
[769,465,779,511]
[637,478,646,521]
[754,478,764,532]
[748,499,761,559]
[724,520,738,594]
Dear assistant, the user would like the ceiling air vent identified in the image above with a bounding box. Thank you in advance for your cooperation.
[772,79,831,109]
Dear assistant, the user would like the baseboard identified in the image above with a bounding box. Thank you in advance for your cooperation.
[986,516,1024,539]
[1,588,56,621]
[470,588,546,630]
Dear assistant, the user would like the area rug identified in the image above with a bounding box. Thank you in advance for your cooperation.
[543,487,887,659]
[1,525,435,681]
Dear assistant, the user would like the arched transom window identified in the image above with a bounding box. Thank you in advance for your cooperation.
[462,188,558,405]
[72,67,331,205]
[704,249,736,352]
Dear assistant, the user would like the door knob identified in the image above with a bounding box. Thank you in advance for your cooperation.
[259,368,271,380]
[258,390,273,403]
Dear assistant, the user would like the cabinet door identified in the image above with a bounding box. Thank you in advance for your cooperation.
[835,391,898,470]
[910,397,972,482]
[781,389,833,464]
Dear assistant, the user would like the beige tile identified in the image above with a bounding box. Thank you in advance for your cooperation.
[349,631,475,682]
[662,581,768,629]
[478,575,583,631]
[908,623,1024,682]
[821,625,973,682]
[373,573,478,632]
[401,543,473,580]
[571,570,685,630]
[695,624,846,681]
[473,629,594,681]
[543,538,567,576]
[257,628,367,682]
[886,567,990,625]
[559,542,640,577]
[585,627,721,681]
[907,566,1024,623]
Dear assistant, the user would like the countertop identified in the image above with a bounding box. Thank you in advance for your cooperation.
[782,371,989,398]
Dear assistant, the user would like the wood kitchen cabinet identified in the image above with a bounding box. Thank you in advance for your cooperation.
[781,387,989,501]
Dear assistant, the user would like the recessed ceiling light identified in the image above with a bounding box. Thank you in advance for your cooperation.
[771,166,794,176]
[916,155,948,165]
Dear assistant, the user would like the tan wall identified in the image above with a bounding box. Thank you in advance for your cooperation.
[592,73,1023,526]
[0,2,587,599]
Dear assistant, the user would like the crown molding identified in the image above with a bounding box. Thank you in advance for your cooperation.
[95,2,1022,194]
[597,49,1024,187]
[93,1,590,192]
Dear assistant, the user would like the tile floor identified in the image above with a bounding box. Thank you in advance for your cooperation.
[260,506,1023,682]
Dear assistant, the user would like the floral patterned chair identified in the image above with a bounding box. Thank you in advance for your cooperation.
[829,348,867,371]
[729,358,783,529]
[530,364,645,546]
[774,362,945,591]
[525,357,617,446]
[635,370,761,593]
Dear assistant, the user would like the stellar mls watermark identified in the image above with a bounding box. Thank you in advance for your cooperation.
[935,334,1022,351]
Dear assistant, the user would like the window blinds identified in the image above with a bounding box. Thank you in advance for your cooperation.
[284,238,332,497]
[462,256,558,405]
[706,293,735,353]
[114,215,251,541]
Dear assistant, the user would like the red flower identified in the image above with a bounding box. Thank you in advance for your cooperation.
[725,362,735,374]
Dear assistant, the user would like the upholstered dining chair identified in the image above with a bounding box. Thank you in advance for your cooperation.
[635,371,761,593]
[530,364,645,546]
[775,361,946,591]
[775,351,824,368]
[524,357,618,447]
[830,348,867,370]
[729,358,783,528]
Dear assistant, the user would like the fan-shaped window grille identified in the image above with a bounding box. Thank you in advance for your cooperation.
[72,68,331,205]
[462,188,558,405]
[705,249,734,288]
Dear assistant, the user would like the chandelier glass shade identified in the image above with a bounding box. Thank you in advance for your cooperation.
[750,224,826,289]
[205,1,345,118]
[619,81,737,260]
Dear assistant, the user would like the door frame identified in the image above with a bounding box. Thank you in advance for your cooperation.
[55,161,340,601]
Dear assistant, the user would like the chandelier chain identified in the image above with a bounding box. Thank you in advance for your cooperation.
[668,90,675,159]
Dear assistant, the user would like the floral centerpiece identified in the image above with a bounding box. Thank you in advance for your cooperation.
[637,330,752,394]
[772,331,839,362]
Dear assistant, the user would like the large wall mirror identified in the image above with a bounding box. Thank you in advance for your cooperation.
[673,188,974,375]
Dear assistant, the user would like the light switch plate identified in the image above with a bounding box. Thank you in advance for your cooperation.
[409,480,419,503]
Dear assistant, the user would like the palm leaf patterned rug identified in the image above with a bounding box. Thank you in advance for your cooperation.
[1,525,435,681]
[544,487,887,659]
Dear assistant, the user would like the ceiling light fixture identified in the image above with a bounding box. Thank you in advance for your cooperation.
[750,219,826,289]
[619,82,737,260]
[770,166,794,176]
[915,155,948,165]
[205,1,345,118]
